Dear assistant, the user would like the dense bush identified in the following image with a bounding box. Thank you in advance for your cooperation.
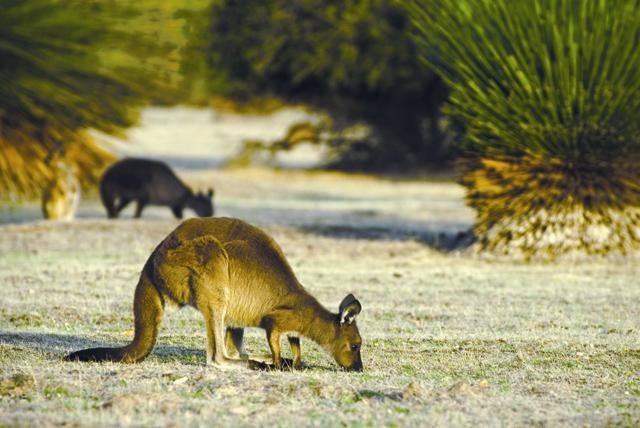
[191,0,451,170]
[410,0,640,257]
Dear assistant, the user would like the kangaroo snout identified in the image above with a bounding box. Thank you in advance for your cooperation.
[346,361,363,372]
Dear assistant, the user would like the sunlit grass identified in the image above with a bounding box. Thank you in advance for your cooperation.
[1,197,638,426]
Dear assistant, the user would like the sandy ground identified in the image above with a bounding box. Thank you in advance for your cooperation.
[1,108,639,426]
[93,106,324,169]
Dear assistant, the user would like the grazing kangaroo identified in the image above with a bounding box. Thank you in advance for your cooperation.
[65,217,364,371]
[100,158,214,219]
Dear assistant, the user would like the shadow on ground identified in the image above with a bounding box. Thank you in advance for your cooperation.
[1,199,476,253]
[0,331,204,363]
[0,331,329,370]
[295,224,475,252]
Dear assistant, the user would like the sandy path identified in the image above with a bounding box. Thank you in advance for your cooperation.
[93,106,321,169]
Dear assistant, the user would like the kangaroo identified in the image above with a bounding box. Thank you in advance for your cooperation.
[41,161,80,221]
[65,217,364,371]
[100,158,214,219]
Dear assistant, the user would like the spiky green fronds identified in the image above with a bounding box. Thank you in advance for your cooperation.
[0,0,178,199]
[2,1,148,133]
[410,0,640,161]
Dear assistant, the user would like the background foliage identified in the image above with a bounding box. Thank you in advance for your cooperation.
[0,0,192,199]
[192,0,451,170]
[4,0,640,257]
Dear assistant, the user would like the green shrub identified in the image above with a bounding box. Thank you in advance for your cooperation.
[410,0,640,258]
[190,0,451,170]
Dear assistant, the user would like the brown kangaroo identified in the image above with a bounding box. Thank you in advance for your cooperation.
[65,217,363,371]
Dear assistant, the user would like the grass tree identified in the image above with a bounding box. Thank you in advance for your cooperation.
[409,0,640,258]
[0,0,174,200]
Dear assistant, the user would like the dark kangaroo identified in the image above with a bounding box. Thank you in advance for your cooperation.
[65,217,364,371]
[100,158,214,219]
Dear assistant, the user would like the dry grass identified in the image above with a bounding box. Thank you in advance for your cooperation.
[1,168,639,427]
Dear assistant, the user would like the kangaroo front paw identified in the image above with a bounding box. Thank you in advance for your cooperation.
[247,357,298,371]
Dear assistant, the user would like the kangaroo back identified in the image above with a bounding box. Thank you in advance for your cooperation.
[170,217,298,284]
[99,158,213,218]
[101,158,188,202]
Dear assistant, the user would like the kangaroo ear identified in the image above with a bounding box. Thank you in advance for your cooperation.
[207,188,214,198]
[339,293,361,325]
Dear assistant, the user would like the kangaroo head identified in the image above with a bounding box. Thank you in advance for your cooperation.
[330,294,363,372]
[189,188,214,217]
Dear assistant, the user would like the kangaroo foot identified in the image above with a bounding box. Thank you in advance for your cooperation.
[206,357,248,370]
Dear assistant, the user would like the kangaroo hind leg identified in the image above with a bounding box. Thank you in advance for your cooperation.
[178,235,246,368]
[113,196,132,217]
[200,303,248,369]
[134,197,148,218]
[201,303,227,365]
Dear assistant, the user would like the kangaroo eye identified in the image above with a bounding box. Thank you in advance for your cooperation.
[351,344,360,352]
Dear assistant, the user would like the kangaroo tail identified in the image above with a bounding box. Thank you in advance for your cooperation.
[64,270,164,363]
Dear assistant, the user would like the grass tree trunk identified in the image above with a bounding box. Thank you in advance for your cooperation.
[461,155,640,258]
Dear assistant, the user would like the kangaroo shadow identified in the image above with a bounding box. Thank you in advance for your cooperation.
[0,330,328,370]
[0,330,203,363]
